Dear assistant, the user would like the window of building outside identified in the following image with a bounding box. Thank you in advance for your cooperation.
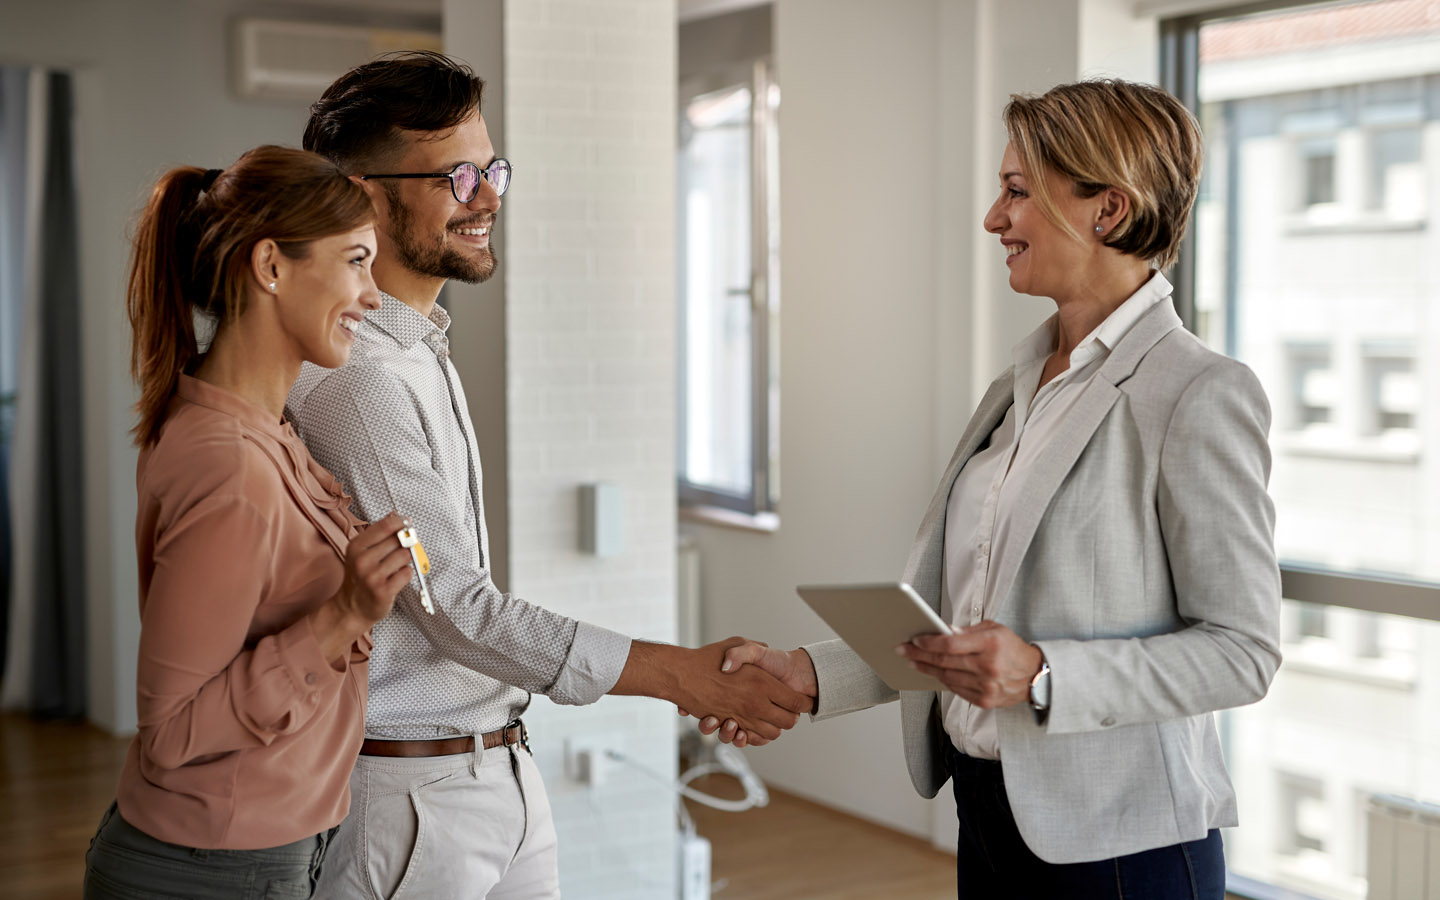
[676,9,779,522]
[1169,2,1440,898]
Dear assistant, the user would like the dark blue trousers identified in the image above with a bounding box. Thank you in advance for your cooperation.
[945,742,1226,899]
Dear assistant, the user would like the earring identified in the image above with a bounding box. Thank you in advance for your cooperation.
[1094,225,1104,234]
[268,281,277,292]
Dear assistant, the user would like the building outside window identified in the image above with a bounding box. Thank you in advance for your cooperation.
[1168,1,1440,898]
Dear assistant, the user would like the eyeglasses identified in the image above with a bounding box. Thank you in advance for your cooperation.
[360,159,512,202]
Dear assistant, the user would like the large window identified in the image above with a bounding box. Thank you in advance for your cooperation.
[1164,2,1440,898]
[676,7,780,519]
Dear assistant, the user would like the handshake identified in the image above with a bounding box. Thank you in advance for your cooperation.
[616,638,819,747]
[620,622,1044,745]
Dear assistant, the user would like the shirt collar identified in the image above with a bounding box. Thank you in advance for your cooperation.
[1012,270,1172,372]
[364,291,453,350]
[175,373,288,438]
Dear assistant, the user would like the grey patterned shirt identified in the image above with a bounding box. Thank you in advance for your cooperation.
[287,293,632,739]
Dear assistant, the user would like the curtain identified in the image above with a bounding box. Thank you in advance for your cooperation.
[0,67,88,719]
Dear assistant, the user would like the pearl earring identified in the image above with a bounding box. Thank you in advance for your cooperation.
[1094,225,1103,234]
[268,281,277,292]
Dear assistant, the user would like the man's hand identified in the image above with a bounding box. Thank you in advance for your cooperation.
[898,620,1041,709]
[612,638,812,746]
[682,639,818,747]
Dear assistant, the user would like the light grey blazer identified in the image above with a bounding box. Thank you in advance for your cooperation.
[804,297,1282,864]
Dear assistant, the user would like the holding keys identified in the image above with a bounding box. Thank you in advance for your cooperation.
[396,525,435,614]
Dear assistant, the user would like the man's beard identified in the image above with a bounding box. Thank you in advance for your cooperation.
[385,186,497,284]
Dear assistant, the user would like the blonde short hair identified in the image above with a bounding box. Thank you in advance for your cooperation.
[1003,79,1202,269]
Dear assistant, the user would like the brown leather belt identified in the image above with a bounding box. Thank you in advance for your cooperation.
[360,721,528,758]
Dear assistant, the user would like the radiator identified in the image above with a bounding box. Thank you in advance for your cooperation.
[1368,794,1440,899]
[676,534,702,649]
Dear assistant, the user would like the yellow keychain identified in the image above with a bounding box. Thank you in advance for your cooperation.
[395,526,435,614]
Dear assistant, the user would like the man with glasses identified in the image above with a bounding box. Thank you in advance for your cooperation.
[287,51,810,899]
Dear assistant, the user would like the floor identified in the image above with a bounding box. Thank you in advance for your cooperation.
[683,774,956,900]
[0,715,130,898]
[0,714,1245,900]
[0,714,954,899]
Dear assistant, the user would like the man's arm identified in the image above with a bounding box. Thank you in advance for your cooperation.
[296,365,809,739]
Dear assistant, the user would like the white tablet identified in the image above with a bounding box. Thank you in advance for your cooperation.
[797,582,953,692]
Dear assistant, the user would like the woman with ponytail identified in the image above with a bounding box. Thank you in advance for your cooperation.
[83,146,413,899]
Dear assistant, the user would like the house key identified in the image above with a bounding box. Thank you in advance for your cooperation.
[396,526,435,614]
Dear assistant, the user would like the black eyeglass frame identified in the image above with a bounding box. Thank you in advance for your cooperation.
[360,159,512,202]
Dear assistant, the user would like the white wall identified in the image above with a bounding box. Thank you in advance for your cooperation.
[689,0,1159,848]
[0,0,334,733]
[495,1,681,896]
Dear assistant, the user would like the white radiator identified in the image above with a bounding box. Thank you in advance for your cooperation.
[676,535,702,649]
[1368,794,1440,899]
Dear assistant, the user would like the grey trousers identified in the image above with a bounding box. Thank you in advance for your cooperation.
[314,741,560,900]
[83,801,336,899]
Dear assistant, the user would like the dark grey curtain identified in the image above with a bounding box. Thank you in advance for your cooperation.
[0,69,87,719]
[29,71,87,718]
[0,66,30,690]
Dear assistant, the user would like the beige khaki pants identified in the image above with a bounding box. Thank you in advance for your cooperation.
[315,742,560,900]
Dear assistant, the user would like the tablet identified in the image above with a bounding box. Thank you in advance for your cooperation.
[797,582,953,692]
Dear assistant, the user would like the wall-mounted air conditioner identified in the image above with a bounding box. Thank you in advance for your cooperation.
[231,18,442,102]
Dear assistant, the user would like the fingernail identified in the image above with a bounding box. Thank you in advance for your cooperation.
[721,660,732,672]
[894,645,907,655]
[908,662,919,670]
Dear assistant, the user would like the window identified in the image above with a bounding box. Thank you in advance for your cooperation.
[1165,3,1440,899]
[1298,137,1338,208]
[676,7,779,520]
[1367,127,1423,217]
[1286,343,1335,430]
[1360,344,1416,437]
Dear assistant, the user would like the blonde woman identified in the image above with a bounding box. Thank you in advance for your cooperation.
[711,80,1282,899]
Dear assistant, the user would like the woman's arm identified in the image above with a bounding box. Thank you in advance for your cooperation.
[136,492,409,770]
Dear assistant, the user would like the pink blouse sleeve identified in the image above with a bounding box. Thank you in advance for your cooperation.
[135,491,350,771]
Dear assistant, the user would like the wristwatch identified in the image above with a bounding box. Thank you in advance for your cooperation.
[1028,651,1051,714]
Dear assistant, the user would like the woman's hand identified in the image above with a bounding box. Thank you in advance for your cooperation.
[337,512,416,624]
[311,511,414,661]
[899,621,1042,709]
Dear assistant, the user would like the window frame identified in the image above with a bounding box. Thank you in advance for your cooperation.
[1159,0,1440,628]
[676,57,780,521]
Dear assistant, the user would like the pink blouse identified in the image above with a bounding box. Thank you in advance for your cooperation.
[117,375,371,850]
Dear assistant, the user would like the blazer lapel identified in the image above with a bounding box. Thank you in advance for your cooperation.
[985,299,1184,622]
[903,371,1016,611]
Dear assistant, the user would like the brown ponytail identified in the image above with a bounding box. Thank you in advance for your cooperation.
[126,146,374,446]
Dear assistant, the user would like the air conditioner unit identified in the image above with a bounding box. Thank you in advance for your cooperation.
[231,18,442,102]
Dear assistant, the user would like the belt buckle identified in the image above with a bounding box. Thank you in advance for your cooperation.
[502,719,529,752]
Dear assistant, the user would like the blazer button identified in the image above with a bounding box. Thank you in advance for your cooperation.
[1100,716,1115,727]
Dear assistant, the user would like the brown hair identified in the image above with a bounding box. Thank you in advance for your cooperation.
[127,145,374,446]
[1003,79,1203,269]
[304,50,485,172]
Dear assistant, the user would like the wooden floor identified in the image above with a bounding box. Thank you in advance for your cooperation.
[0,714,1244,900]
[683,775,955,899]
[0,715,131,898]
[0,714,952,899]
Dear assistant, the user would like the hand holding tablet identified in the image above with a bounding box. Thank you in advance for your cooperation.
[797,582,954,692]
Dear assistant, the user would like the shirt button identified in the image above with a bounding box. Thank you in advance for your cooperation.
[305,672,317,686]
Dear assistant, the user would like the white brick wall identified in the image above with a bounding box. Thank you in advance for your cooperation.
[503,1,679,896]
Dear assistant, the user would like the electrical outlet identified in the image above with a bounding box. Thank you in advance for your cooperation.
[564,734,620,787]
[679,831,711,900]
